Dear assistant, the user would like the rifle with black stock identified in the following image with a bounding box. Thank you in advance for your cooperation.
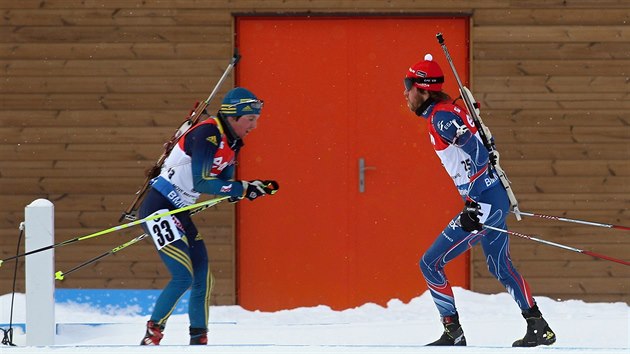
[436,33,522,220]
[119,49,242,222]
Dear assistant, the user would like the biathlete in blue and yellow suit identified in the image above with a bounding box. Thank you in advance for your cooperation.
[139,87,279,346]
[403,54,555,347]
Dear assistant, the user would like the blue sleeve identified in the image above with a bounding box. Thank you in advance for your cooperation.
[185,124,245,197]
[217,163,236,181]
[433,111,491,202]
[432,110,472,146]
[460,135,491,202]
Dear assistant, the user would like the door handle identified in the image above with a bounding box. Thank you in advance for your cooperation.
[358,157,376,193]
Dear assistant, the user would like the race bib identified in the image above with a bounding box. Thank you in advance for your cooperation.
[478,202,492,224]
[146,209,183,250]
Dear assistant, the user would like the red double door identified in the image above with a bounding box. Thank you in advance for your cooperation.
[235,16,469,311]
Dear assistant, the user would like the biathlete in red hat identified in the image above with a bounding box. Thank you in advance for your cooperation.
[403,54,555,347]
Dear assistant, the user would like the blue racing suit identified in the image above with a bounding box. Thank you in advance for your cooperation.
[139,116,246,330]
[416,100,535,318]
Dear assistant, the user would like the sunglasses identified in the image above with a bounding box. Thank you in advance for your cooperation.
[232,99,264,110]
[404,76,444,91]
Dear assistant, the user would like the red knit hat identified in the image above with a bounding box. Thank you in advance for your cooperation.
[404,54,444,91]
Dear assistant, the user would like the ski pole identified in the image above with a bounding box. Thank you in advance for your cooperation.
[483,224,630,266]
[54,199,223,280]
[513,211,630,231]
[119,49,242,222]
[0,196,230,268]
[55,233,148,281]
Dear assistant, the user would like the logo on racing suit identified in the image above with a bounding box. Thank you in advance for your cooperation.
[437,119,454,132]
[206,136,218,145]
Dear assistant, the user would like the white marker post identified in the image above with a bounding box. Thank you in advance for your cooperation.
[25,199,55,346]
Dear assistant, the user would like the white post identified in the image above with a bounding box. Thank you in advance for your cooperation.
[25,199,55,346]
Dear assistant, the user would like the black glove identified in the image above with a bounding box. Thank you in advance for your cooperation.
[459,200,483,232]
[260,180,280,195]
[228,180,279,203]
[241,180,280,201]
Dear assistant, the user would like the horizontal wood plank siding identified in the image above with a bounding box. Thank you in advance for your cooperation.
[1,0,628,305]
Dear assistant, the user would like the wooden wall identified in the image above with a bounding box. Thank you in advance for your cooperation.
[1,1,628,305]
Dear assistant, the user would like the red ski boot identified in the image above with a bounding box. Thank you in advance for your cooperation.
[140,321,164,345]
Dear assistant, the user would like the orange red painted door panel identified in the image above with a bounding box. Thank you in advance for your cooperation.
[235,17,469,311]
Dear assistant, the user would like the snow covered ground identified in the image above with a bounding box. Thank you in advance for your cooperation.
[1,287,628,353]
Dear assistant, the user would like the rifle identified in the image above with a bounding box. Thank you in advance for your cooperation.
[119,49,241,222]
[436,33,522,220]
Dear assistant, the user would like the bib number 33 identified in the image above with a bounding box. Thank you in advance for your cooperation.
[146,209,183,250]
